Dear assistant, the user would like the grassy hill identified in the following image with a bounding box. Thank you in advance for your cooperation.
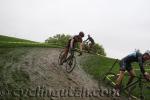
[0,35,35,42]
[80,53,150,79]
[0,35,149,99]
[0,35,63,48]
[80,54,119,79]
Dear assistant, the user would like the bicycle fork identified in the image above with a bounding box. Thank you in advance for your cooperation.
[139,75,144,100]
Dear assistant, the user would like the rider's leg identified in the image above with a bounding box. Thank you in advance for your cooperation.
[89,43,92,48]
[86,42,92,52]
[115,71,125,90]
[89,43,95,52]
[89,43,93,51]
[64,40,71,60]
[86,42,90,52]
[127,68,136,86]
[115,61,126,96]
[115,71,125,96]
[90,42,94,48]
[60,48,69,65]
[64,48,69,59]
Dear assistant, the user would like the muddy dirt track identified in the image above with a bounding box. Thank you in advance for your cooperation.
[0,48,126,100]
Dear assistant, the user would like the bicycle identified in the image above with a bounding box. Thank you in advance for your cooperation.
[83,41,97,54]
[101,59,150,100]
[105,72,150,100]
[58,49,80,73]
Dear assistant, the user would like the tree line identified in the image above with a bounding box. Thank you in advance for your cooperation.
[45,34,106,56]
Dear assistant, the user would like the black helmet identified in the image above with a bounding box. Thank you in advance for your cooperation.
[144,50,150,56]
[79,31,84,37]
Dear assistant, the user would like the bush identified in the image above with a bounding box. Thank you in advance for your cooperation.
[94,43,106,56]
[45,34,71,46]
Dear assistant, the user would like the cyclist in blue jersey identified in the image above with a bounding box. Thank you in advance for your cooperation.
[115,50,150,96]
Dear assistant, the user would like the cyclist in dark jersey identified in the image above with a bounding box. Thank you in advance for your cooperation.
[115,50,150,96]
[84,34,95,49]
[60,32,84,65]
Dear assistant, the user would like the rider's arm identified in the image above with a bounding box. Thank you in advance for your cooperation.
[138,56,145,75]
[138,56,150,80]
[137,51,150,80]
[80,42,83,51]
[84,38,89,42]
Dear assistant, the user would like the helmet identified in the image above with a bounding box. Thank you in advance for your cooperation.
[135,49,140,53]
[144,50,150,56]
[79,31,84,37]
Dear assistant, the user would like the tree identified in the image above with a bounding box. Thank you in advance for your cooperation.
[45,34,71,46]
[93,43,106,56]
[45,34,106,56]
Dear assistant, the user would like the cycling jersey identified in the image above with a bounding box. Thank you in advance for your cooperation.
[120,51,145,74]
[66,35,83,49]
[72,35,83,43]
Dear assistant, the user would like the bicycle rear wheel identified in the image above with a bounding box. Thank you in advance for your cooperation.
[65,56,76,73]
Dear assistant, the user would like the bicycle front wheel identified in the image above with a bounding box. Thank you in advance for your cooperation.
[65,56,76,73]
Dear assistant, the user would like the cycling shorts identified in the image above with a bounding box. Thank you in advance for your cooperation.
[119,60,133,71]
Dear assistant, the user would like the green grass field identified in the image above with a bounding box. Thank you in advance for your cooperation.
[0,35,63,48]
[0,35,35,43]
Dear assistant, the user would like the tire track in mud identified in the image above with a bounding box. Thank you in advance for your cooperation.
[2,48,126,100]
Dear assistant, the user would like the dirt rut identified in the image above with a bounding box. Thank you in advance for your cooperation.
[0,48,125,100]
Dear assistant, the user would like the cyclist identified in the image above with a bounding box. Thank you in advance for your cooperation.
[84,34,95,49]
[115,50,150,96]
[60,31,85,65]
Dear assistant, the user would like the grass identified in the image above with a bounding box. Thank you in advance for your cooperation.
[80,54,150,99]
[0,35,35,43]
[0,35,149,99]
[0,42,63,48]
[80,54,119,79]
[0,35,63,48]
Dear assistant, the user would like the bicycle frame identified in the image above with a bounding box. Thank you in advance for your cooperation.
[59,48,81,73]
[63,49,79,63]
[101,58,150,99]
[105,73,149,100]
[64,51,75,63]
[103,59,119,80]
